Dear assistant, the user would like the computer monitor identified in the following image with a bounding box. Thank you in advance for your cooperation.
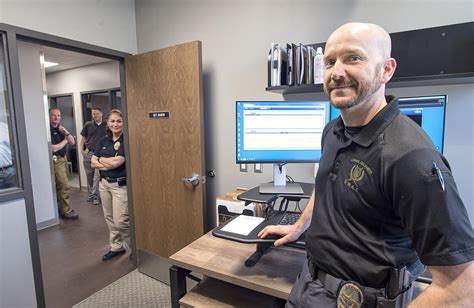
[329,95,446,153]
[236,101,330,194]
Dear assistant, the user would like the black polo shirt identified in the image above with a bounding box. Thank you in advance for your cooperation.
[50,125,67,157]
[80,121,107,152]
[94,134,126,178]
[306,96,474,288]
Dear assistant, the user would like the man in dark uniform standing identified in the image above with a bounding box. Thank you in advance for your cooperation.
[80,107,106,205]
[259,22,474,307]
[50,107,78,219]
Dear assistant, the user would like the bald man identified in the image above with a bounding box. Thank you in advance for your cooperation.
[259,23,474,307]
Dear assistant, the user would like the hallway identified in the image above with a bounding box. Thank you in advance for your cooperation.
[38,188,135,308]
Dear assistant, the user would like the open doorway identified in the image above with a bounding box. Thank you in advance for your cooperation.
[18,43,136,307]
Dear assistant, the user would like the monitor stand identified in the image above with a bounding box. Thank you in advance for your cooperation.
[259,164,304,194]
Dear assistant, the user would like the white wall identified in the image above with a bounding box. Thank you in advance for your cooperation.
[0,199,37,308]
[18,41,57,227]
[0,0,137,54]
[135,0,474,227]
[46,60,121,187]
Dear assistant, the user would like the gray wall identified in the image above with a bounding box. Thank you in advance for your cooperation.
[135,0,474,228]
[0,199,37,308]
[0,0,137,54]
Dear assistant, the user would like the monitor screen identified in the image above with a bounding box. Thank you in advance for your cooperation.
[329,95,446,153]
[236,101,330,163]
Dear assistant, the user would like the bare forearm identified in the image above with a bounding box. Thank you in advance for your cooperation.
[100,156,125,169]
[79,137,85,152]
[91,156,107,170]
[294,191,315,232]
[51,139,68,153]
[65,134,75,145]
[58,126,75,145]
[409,262,474,307]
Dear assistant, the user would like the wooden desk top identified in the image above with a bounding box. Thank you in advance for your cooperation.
[169,231,306,299]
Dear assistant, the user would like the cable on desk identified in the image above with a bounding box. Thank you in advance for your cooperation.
[286,175,294,182]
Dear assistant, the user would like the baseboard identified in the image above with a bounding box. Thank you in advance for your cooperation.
[37,217,59,230]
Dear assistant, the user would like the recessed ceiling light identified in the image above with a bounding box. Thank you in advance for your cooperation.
[44,61,59,68]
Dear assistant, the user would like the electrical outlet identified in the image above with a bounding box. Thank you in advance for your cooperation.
[254,163,263,173]
[240,163,247,172]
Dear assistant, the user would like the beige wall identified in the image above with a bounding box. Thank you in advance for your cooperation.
[0,0,137,54]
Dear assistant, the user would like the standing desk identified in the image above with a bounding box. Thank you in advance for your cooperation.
[169,183,314,307]
[169,232,306,307]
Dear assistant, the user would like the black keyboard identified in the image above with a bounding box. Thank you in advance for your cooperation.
[278,212,301,225]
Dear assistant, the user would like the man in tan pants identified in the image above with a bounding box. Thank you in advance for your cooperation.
[50,107,78,219]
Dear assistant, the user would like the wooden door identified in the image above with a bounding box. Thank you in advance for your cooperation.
[125,41,206,259]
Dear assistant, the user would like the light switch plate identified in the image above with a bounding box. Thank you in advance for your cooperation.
[240,163,247,172]
[254,163,263,173]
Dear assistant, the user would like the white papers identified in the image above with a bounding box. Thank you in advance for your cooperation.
[221,215,265,236]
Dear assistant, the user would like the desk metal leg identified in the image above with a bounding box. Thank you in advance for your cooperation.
[169,266,190,308]
[245,242,272,267]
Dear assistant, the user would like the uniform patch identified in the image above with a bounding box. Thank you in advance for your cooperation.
[344,159,373,192]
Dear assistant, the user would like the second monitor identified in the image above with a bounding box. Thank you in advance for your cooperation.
[236,101,330,194]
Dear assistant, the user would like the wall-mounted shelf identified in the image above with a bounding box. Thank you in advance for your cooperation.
[266,84,323,94]
[267,75,474,95]
[267,22,474,95]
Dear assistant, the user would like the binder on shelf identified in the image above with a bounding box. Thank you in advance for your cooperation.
[287,43,297,86]
[267,42,319,89]
[268,43,288,87]
[307,46,316,85]
[295,44,301,85]
[299,44,308,85]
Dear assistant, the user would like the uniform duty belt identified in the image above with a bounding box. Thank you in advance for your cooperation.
[307,259,413,308]
[102,176,126,183]
[52,155,66,162]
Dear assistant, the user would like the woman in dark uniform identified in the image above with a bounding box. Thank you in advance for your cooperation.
[91,109,130,261]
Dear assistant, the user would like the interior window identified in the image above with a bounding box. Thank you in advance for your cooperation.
[0,36,19,190]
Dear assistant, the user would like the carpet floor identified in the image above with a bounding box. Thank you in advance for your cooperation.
[73,270,171,308]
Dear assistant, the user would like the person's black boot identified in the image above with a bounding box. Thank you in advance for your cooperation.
[102,249,126,261]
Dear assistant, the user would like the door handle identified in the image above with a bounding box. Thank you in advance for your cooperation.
[182,173,200,186]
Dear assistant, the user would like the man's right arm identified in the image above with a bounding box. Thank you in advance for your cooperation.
[51,139,68,153]
[258,190,315,246]
[79,136,86,154]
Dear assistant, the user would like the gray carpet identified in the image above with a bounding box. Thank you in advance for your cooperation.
[74,270,171,307]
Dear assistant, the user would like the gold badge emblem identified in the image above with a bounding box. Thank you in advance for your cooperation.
[344,159,373,192]
[114,141,120,151]
[337,282,364,308]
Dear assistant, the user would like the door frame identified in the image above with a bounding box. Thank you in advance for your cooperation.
[0,22,133,308]
[80,87,121,125]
